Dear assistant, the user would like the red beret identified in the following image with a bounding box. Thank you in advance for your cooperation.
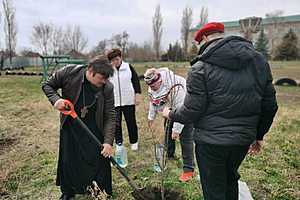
[194,22,224,43]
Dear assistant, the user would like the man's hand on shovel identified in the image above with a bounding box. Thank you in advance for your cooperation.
[54,99,67,111]
[58,99,113,157]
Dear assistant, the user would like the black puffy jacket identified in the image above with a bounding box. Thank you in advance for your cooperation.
[170,36,278,145]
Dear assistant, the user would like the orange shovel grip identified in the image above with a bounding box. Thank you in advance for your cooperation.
[60,99,78,119]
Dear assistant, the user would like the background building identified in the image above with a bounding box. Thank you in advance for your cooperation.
[190,14,300,57]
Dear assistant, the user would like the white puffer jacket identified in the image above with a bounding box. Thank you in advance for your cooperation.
[109,62,135,107]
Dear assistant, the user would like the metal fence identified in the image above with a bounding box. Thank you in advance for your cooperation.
[2,57,42,69]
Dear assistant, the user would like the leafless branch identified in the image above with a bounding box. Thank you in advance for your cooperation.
[152,4,163,61]
[3,0,17,64]
[181,6,193,59]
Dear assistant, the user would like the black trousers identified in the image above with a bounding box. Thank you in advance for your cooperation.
[164,120,176,157]
[195,142,249,200]
[115,105,138,145]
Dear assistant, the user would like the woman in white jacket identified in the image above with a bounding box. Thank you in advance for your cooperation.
[144,67,195,182]
[107,49,141,152]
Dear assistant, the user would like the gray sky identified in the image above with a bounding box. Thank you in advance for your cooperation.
[2,0,300,52]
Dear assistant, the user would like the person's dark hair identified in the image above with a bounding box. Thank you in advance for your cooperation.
[107,49,122,61]
[87,55,114,78]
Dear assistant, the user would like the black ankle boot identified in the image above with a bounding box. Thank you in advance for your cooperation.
[59,194,75,200]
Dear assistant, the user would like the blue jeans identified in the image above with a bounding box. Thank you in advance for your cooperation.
[165,120,195,172]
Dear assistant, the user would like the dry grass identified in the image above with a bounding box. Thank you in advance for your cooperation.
[0,61,299,200]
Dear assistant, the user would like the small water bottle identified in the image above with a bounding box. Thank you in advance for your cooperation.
[115,144,128,168]
[153,144,164,172]
[153,162,162,173]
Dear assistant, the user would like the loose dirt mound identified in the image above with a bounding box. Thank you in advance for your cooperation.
[132,187,183,200]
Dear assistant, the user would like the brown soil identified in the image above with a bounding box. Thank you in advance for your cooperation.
[132,187,183,200]
[0,138,17,155]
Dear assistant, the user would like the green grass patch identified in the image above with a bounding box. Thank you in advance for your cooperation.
[0,61,300,199]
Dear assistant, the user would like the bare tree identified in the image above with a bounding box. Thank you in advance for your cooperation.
[120,31,129,57]
[51,25,64,55]
[127,41,155,62]
[110,31,129,57]
[90,39,107,57]
[63,25,88,53]
[97,40,107,53]
[239,17,262,41]
[266,10,284,18]
[0,12,3,70]
[111,33,122,48]
[31,22,53,55]
[3,0,17,65]
[142,41,156,61]
[152,4,163,61]
[265,10,284,57]
[181,6,193,60]
[0,12,1,49]
[153,8,165,197]
[199,6,208,27]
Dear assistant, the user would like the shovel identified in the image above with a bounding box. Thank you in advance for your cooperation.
[60,99,149,200]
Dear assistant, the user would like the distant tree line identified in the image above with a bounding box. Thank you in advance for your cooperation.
[0,1,298,69]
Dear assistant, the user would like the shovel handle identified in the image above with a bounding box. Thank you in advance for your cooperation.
[59,99,144,197]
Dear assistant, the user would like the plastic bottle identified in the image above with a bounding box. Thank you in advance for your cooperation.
[153,162,162,172]
[153,144,164,172]
[115,144,128,168]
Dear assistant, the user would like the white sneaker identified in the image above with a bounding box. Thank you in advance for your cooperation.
[131,142,138,151]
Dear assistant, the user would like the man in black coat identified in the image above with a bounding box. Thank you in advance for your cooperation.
[42,56,115,200]
[162,22,278,200]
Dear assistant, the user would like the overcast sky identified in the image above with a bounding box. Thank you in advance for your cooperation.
[1,0,300,52]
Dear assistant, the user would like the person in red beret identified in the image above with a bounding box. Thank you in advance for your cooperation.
[162,22,278,200]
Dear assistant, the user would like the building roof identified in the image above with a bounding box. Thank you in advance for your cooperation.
[67,49,87,59]
[191,14,300,30]
[22,51,41,57]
